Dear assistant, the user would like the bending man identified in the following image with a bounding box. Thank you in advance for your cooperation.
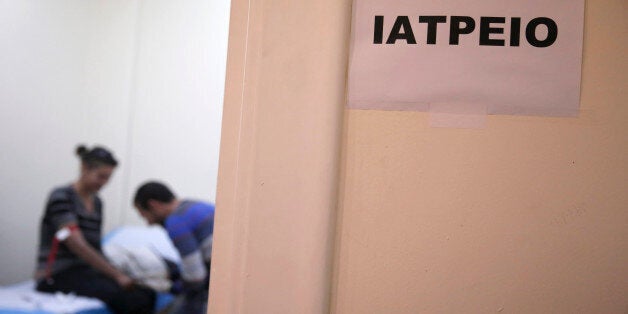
[133,181,214,314]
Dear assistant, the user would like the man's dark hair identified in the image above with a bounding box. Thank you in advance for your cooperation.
[133,181,176,210]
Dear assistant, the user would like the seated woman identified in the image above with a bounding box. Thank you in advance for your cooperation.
[34,145,155,314]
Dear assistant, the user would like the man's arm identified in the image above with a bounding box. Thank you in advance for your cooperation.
[167,224,208,285]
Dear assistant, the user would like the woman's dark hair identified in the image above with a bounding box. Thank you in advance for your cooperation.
[76,145,118,168]
[133,181,176,210]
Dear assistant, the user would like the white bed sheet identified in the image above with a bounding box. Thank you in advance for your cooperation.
[0,226,179,314]
[103,225,181,264]
[0,280,106,314]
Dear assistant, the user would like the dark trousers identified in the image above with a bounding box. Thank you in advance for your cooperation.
[171,287,208,314]
[170,261,210,314]
[37,266,155,314]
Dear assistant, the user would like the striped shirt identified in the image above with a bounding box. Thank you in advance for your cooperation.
[164,200,214,286]
[35,185,103,279]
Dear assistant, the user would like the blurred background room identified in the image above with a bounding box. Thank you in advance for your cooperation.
[0,0,230,286]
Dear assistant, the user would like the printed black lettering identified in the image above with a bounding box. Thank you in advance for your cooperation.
[386,16,417,44]
[371,15,558,48]
[374,16,384,44]
[418,16,447,44]
[480,17,506,46]
[526,17,558,48]
[449,16,475,45]
[510,18,521,46]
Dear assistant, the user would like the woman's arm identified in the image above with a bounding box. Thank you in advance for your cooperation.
[60,224,133,289]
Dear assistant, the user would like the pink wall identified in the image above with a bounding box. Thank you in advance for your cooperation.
[211,0,626,313]
[332,1,628,313]
[209,0,350,312]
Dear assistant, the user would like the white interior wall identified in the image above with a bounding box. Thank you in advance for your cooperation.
[120,0,228,226]
[0,0,229,284]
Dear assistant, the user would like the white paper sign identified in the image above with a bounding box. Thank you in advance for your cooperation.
[347,0,585,116]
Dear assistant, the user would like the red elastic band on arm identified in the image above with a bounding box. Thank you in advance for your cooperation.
[45,224,79,282]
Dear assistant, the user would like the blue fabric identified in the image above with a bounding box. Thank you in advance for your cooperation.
[100,227,122,244]
[164,202,215,257]
[155,293,175,312]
